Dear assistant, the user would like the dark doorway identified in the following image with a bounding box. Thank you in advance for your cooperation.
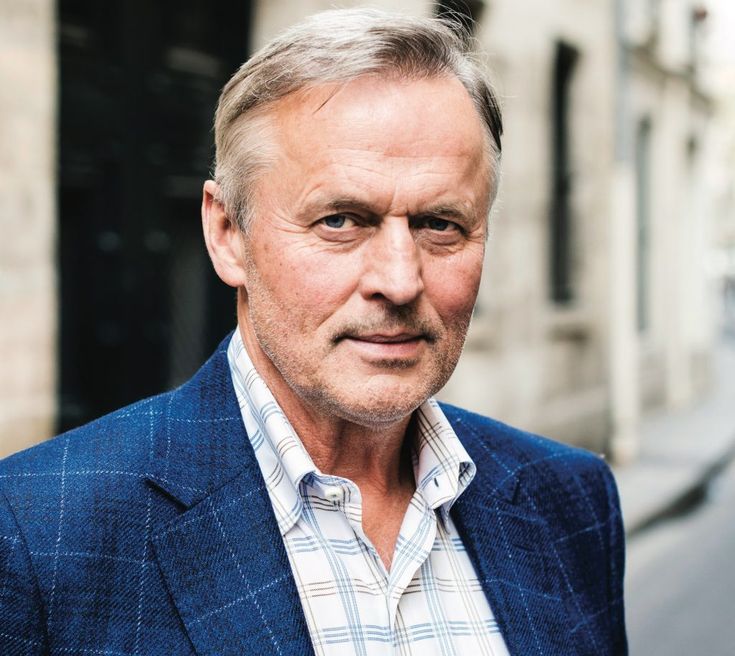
[57,0,252,431]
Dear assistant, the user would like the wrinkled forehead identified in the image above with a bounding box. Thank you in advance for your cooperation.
[269,74,493,181]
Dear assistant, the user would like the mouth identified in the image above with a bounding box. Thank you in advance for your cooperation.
[338,331,430,364]
[334,324,437,345]
[349,333,424,344]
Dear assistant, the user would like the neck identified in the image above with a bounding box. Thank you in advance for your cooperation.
[235,312,420,569]
[236,317,416,494]
[299,414,416,493]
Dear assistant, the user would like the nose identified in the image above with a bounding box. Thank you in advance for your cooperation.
[359,217,424,306]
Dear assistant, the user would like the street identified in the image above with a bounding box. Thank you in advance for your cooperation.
[625,455,735,655]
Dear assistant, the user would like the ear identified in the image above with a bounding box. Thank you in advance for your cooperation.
[201,180,248,288]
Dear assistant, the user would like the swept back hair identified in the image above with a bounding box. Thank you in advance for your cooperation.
[213,7,503,231]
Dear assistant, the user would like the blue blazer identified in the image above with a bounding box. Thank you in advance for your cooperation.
[0,337,626,655]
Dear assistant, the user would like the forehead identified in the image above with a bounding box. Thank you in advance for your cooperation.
[271,74,488,168]
[257,75,491,215]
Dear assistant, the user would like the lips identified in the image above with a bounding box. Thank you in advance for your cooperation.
[351,333,423,344]
[338,332,428,363]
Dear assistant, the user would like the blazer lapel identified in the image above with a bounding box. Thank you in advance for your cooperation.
[453,491,577,656]
[150,470,312,656]
[447,410,579,656]
[144,336,313,656]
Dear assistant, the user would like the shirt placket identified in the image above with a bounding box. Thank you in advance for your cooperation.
[297,474,373,656]
[310,475,441,648]
[385,491,438,637]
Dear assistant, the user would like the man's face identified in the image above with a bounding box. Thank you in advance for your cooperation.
[237,74,492,427]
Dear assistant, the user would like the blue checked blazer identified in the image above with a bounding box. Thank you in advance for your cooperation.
[1,335,627,655]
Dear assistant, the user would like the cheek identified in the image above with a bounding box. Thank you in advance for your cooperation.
[426,257,484,319]
[264,250,359,327]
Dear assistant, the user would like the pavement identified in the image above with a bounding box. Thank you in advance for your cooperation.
[614,336,735,537]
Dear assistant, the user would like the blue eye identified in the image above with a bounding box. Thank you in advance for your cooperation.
[323,214,348,228]
[427,218,452,231]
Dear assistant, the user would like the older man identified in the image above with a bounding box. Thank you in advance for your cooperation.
[0,9,626,656]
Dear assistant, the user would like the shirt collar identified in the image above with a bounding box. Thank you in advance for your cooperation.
[227,330,314,536]
[412,399,476,523]
[226,329,477,535]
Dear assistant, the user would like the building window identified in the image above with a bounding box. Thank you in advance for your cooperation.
[435,0,486,35]
[635,118,652,333]
[550,41,579,304]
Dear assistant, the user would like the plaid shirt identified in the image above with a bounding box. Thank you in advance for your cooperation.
[227,331,510,656]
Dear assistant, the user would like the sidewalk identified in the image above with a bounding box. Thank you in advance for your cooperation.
[614,337,735,537]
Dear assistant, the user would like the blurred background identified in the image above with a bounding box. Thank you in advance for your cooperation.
[1,0,734,652]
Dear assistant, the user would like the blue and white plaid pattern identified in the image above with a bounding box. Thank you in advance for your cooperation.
[227,331,510,656]
[0,333,626,654]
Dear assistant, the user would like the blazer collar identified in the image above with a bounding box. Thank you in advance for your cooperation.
[145,335,314,655]
[445,404,580,656]
[142,335,250,507]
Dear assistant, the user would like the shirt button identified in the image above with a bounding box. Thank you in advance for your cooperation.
[324,486,342,502]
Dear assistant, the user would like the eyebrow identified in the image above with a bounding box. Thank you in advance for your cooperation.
[321,197,473,221]
[324,197,376,215]
[419,204,471,220]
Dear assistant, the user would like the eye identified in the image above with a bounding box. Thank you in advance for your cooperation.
[426,217,454,231]
[412,214,468,248]
[421,216,462,233]
[320,214,355,229]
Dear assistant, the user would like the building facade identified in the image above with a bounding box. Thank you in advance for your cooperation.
[1,0,729,459]
[0,0,57,457]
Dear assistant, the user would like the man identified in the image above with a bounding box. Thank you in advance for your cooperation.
[0,9,626,656]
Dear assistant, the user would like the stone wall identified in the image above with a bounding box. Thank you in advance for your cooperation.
[440,0,618,454]
[0,0,57,457]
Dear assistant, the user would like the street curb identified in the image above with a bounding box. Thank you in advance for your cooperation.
[625,432,735,538]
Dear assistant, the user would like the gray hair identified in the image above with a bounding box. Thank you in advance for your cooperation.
[213,7,503,231]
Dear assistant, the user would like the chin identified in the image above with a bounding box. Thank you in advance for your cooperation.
[309,381,437,428]
[331,403,422,429]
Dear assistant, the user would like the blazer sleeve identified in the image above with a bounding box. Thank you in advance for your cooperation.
[601,463,628,655]
[0,490,48,656]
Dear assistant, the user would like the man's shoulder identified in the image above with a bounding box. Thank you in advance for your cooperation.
[0,389,189,580]
[440,402,616,503]
[441,402,608,469]
[0,391,176,495]
[1,334,236,489]
[0,334,247,538]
